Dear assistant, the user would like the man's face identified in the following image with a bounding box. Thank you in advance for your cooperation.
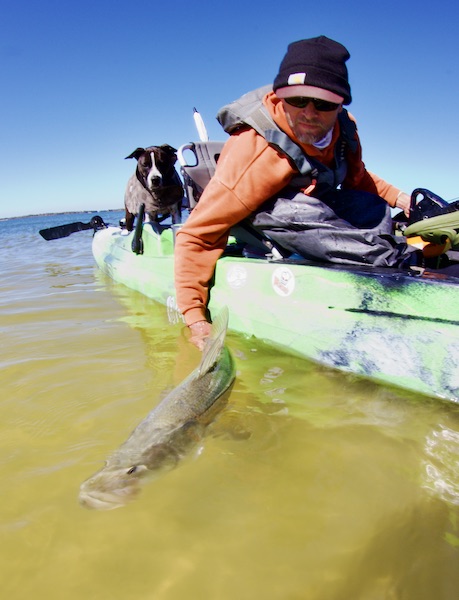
[282,99,342,145]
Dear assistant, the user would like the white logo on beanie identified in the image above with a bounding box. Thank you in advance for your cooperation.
[287,72,306,85]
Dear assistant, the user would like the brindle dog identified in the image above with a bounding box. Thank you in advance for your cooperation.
[124,144,184,231]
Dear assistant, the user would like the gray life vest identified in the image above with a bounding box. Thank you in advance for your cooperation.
[216,87,415,268]
[216,85,358,197]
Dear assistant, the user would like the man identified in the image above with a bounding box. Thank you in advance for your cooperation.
[174,36,413,349]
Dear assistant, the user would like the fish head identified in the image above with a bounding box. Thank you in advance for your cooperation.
[79,463,149,510]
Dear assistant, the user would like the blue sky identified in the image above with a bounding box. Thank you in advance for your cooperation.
[1,0,458,218]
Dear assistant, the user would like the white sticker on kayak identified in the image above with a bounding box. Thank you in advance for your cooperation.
[226,265,248,289]
[272,267,295,297]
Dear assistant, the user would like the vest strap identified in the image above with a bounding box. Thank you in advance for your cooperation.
[264,129,317,178]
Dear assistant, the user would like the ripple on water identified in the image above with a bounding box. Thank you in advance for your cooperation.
[424,424,459,505]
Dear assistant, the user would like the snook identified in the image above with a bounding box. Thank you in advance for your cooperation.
[79,307,235,510]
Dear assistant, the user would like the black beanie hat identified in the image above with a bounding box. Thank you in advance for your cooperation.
[273,36,352,105]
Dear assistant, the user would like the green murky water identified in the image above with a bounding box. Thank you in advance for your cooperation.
[1,214,458,599]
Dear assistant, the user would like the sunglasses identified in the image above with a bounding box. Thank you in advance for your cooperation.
[283,97,341,112]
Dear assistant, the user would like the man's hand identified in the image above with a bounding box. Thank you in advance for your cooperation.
[189,320,212,351]
[395,192,411,218]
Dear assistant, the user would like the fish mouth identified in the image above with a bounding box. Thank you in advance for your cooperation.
[78,475,142,511]
[79,489,126,510]
[79,485,140,510]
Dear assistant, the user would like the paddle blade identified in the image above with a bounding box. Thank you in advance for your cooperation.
[39,216,106,241]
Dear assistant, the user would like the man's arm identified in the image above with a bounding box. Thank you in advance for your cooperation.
[174,128,295,332]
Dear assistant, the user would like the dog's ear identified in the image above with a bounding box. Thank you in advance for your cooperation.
[159,144,177,155]
[125,148,146,160]
[159,144,178,165]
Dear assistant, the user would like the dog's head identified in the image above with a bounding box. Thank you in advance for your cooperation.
[125,144,178,192]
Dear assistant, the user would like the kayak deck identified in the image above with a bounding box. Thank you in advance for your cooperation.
[93,225,459,404]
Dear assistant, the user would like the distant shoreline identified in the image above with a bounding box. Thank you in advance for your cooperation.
[0,208,123,222]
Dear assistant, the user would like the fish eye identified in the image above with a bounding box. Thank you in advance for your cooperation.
[126,466,137,475]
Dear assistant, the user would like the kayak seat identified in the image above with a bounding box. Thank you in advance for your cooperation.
[177,141,225,208]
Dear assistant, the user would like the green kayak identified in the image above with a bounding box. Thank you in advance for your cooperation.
[92,222,459,404]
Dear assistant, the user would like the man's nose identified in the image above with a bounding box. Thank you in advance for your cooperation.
[301,101,319,116]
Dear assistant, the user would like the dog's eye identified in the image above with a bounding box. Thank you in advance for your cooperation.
[126,466,137,475]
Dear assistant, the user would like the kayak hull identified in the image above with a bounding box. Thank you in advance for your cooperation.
[93,225,459,403]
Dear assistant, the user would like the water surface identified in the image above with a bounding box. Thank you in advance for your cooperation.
[1,213,458,599]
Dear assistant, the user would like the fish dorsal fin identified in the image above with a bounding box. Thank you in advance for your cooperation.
[196,307,229,378]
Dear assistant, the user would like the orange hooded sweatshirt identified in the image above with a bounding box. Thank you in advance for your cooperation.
[174,91,402,326]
